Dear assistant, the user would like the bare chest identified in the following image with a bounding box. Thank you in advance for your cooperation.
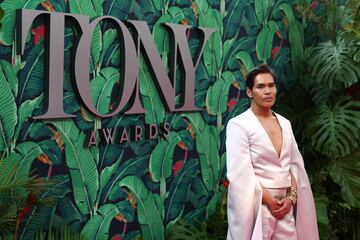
[257,117,283,157]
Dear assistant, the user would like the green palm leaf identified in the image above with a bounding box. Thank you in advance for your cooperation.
[119,176,164,240]
[12,141,43,180]
[35,225,86,240]
[195,0,222,76]
[310,38,360,89]
[90,67,120,115]
[149,132,182,182]
[14,94,43,142]
[99,28,117,68]
[223,0,249,39]
[18,43,45,103]
[81,204,120,240]
[49,0,67,12]
[69,0,96,17]
[256,20,279,63]
[115,200,135,223]
[166,219,207,240]
[49,120,99,216]
[165,159,199,227]
[0,62,17,153]
[188,176,208,209]
[307,96,360,158]
[153,6,185,55]
[123,231,141,240]
[102,155,149,203]
[223,36,256,70]
[201,8,223,77]
[330,149,360,208]
[206,71,235,115]
[277,3,304,72]
[103,0,132,20]
[97,154,122,207]
[20,175,70,239]
[91,25,102,73]
[92,0,103,15]
[235,51,255,73]
[149,131,182,199]
[0,60,18,97]
[181,113,220,191]
[254,0,270,24]
[58,196,87,231]
[270,47,290,76]
[194,0,210,26]
[98,144,124,171]
[0,0,44,45]
[139,57,166,125]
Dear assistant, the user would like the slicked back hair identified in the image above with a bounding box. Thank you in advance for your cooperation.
[245,64,277,89]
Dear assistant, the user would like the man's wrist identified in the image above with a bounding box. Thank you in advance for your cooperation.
[286,186,297,205]
[287,195,296,205]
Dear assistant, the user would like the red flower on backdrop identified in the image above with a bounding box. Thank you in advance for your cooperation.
[17,210,25,222]
[27,192,37,205]
[227,98,237,112]
[111,235,122,240]
[221,179,230,188]
[272,46,280,60]
[173,160,184,177]
[310,1,318,10]
[23,207,31,215]
[32,25,45,45]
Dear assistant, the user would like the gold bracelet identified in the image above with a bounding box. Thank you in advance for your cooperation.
[287,186,297,193]
[287,195,296,205]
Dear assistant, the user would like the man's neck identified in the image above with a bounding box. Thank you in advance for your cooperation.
[250,105,273,118]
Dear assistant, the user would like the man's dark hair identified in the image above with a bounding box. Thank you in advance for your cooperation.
[245,64,277,89]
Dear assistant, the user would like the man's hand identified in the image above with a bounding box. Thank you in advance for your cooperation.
[266,197,282,213]
[271,197,293,220]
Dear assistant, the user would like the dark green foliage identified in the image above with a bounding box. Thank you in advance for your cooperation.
[1,0,357,239]
[35,225,87,240]
[164,159,200,226]
[17,43,45,104]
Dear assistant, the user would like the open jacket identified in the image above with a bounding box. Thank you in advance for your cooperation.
[226,109,319,240]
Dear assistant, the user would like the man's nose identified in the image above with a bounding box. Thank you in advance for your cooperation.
[264,86,270,93]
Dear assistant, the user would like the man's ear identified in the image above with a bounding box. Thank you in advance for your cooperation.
[246,87,253,98]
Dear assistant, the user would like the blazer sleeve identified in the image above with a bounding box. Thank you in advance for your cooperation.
[226,119,262,240]
[288,123,319,240]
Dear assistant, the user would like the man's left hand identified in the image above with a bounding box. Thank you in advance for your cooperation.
[271,197,293,220]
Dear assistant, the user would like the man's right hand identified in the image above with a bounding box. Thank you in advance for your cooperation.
[262,188,282,212]
[266,196,282,213]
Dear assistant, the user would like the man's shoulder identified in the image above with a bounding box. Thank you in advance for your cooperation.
[228,109,252,125]
[227,109,255,133]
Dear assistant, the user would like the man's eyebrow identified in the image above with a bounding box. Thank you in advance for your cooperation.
[256,82,275,86]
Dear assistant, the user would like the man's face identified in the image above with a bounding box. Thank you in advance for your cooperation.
[246,73,276,109]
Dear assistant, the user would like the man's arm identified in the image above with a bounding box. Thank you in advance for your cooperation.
[226,120,261,239]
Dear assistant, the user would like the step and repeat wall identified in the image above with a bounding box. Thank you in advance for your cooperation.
[0,0,301,239]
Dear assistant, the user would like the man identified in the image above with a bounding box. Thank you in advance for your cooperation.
[226,64,318,240]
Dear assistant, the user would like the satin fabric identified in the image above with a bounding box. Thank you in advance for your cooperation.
[261,188,297,240]
[226,109,318,240]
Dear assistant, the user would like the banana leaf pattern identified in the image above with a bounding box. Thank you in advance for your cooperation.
[0,0,307,239]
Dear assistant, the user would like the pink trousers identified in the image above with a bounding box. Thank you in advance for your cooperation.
[261,188,297,240]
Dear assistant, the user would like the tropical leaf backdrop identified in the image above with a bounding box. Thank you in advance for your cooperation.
[0,0,358,239]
